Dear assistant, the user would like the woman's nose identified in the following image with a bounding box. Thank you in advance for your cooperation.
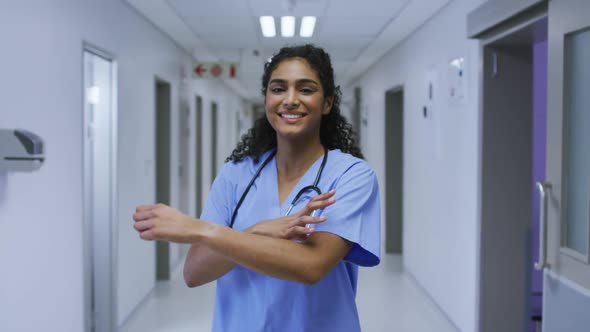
[283,89,299,107]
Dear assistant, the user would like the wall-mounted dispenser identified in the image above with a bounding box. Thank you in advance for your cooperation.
[0,129,45,172]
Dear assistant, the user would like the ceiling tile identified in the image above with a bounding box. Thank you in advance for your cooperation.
[248,0,329,17]
[324,0,408,18]
[168,0,251,17]
[184,16,259,48]
[319,16,390,38]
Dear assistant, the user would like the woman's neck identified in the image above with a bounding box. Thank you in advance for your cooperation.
[275,139,325,180]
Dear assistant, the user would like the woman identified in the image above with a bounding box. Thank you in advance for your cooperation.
[133,44,381,332]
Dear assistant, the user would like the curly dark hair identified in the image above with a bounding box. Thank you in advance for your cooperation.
[226,44,363,162]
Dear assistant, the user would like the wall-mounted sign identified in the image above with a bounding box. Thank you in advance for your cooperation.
[193,63,238,79]
[448,57,466,105]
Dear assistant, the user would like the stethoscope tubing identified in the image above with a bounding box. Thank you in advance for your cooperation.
[230,147,328,229]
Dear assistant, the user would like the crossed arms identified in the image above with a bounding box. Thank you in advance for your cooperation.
[132,190,352,286]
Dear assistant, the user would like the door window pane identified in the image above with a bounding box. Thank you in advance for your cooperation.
[563,28,590,256]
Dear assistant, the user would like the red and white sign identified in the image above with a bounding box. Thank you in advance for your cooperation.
[193,63,239,79]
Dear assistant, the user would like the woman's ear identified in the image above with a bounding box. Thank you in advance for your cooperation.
[322,96,334,115]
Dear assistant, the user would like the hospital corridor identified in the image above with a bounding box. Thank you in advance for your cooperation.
[1,0,590,332]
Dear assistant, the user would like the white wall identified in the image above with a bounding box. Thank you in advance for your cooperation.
[0,1,245,330]
[352,0,485,331]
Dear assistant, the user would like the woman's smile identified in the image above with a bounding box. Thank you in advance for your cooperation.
[278,111,307,123]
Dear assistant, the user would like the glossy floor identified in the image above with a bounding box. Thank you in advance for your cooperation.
[121,254,458,332]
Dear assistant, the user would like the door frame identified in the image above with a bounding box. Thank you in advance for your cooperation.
[82,42,119,332]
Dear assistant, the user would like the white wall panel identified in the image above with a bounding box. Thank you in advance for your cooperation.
[0,1,244,330]
[352,0,486,331]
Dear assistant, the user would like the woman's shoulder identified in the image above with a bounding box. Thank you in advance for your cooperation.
[223,150,275,175]
[329,149,374,173]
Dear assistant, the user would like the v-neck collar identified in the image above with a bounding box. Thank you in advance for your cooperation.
[270,151,327,215]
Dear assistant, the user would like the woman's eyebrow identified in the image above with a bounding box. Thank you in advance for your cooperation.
[269,78,287,85]
[296,79,319,86]
[269,78,319,85]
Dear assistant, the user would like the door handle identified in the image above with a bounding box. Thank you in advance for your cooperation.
[535,181,552,271]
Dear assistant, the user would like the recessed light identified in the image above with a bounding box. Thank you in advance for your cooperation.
[260,16,276,38]
[300,16,316,37]
[281,16,295,38]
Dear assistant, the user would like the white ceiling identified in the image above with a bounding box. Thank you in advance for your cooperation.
[125,0,450,102]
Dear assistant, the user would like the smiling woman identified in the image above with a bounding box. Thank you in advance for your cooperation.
[133,44,381,332]
[227,44,364,163]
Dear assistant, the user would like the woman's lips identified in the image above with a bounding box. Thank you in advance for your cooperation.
[278,112,306,123]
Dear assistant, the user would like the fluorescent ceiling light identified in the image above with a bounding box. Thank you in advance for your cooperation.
[300,16,316,37]
[260,16,276,37]
[281,16,295,37]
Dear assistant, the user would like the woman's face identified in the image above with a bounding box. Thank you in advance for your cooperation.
[265,57,333,143]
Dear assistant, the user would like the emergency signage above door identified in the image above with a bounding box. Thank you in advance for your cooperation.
[193,63,239,79]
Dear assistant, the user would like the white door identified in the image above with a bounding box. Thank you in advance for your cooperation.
[83,48,118,331]
[541,0,590,330]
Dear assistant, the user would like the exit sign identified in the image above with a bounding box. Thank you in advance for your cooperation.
[193,63,238,79]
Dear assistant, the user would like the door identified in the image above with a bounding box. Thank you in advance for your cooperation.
[155,79,171,280]
[385,88,403,254]
[353,87,362,145]
[83,47,118,332]
[542,0,590,330]
[195,96,203,217]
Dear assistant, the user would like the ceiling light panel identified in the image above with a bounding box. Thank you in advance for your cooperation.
[281,16,295,37]
[300,16,316,37]
[260,16,276,37]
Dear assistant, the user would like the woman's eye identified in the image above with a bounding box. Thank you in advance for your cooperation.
[300,88,314,94]
[270,87,284,93]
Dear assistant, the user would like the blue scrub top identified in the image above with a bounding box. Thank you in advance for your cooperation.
[201,149,381,332]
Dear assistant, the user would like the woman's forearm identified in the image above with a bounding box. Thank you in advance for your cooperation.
[196,222,350,285]
[183,243,237,287]
[182,223,297,287]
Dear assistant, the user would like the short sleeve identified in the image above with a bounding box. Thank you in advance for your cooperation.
[200,162,237,227]
[316,162,381,267]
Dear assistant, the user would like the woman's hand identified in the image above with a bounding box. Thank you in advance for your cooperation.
[133,204,201,243]
[248,190,336,241]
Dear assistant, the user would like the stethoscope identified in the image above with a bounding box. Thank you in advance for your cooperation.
[229,146,328,228]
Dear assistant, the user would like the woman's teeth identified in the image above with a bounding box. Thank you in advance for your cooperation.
[281,114,303,119]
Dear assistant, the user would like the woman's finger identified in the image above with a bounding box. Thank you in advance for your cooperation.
[307,197,335,211]
[135,205,157,213]
[296,191,336,216]
[139,229,155,241]
[308,190,336,202]
[133,210,155,222]
[298,197,335,216]
[134,220,154,232]
[288,226,315,237]
[297,215,327,225]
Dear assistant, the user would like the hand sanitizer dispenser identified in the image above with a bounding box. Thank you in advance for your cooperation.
[0,129,45,172]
